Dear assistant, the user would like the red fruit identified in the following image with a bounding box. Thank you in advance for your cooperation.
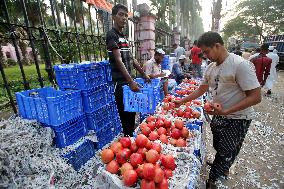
[101,149,114,164]
[157,127,167,135]
[136,164,144,178]
[184,112,192,118]
[171,128,181,139]
[204,102,213,112]
[146,116,156,123]
[192,111,201,118]
[137,148,147,159]
[142,126,151,136]
[110,142,123,154]
[147,122,156,131]
[213,102,222,111]
[164,169,173,178]
[151,143,162,154]
[158,178,169,189]
[116,149,131,164]
[130,142,138,152]
[156,119,164,128]
[120,137,131,148]
[176,138,186,147]
[106,160,120,174]
[146,149,160,164]
[185,106,192,113]
[174,119,184,130]
[161,155,176,170]
[130,153,143,168]
[164,119,171,128]
[159,134,168,144]
[146,140,153,150]
[140,122,148,130]
[141,179,155,189]
[149,131,159,141]
[176,109,184,117]
[169,102,175,109]
[136,134,148,148]
[120,162,133,175]
[163,103,170,111]
[123,170,138,187]
[169,138,176,146]
[163,98,169,103]
[143,163,155,180]
[154,167,164,183]
[181,127,189,138]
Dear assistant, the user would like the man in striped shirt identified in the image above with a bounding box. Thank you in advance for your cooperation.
[106,4,150,137]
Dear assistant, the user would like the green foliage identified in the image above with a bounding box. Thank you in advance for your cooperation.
[223,0,284,41]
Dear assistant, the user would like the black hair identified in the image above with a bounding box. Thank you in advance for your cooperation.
[260,44,269,51]
[112,4,128,15]
[255,48,260,52]
[193,40,198,45]
[197,31,224,47]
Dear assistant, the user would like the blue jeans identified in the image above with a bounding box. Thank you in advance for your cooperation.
[191,64,202,78]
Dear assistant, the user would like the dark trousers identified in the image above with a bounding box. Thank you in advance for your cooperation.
[114,82,136,137]
[209,116,251,181]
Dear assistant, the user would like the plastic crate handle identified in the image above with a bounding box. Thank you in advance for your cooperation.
[29,91,39,97]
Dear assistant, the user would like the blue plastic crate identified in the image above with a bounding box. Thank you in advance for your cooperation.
[161,55,170,70]
[46,114,88,148]
[81,85,107,113]
[123,79,161,113]
[106,84,115,103]
[95,119,121,149]
[62,140,95,171]
[100,60,112,83]
[54,62,106,90]
[16,87,83,126]
[86,105,110,131]
[108,101,120,118]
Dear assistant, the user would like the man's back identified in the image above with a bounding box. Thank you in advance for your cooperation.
[251,54,272,85]
[267,52,279,68]
[190,46,202,64]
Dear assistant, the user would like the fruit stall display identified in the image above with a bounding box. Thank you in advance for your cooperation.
[95,78,206,189]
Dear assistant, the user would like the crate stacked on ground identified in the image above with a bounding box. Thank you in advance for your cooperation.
[161,55,170,70]
[123,78,161,113]
[54,60,122,150]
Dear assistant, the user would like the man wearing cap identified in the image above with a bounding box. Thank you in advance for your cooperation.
[250,44,272,87]
[143,49,169,96]
[171,55,191,84]
[264,46,279,95]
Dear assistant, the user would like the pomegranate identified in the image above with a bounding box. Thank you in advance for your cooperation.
[146,149,160,164]
[151,143,162,154]
[161,155,176,170]
[140,122,148,130]
[169,138,176,146]
[158,178,169,189]
[154,167,164,183]
[184,112,192,118]
[164,169,173,178]
[143,163,155,180]
[106,160,120,174]
[123,170,138,187]
[146,139,153,150]
[110,142,123,154]
[156,119,164,128]
[159,134,168,144]
[176,109,184,117]
[185,106,192,113]
[137,148,147,159]
[149,131,159,141]
[141,179,155,189]
[163,103,170,111]
[181,127,189,138]
[120,162,133,175]
[157,127,167,135]
[101,149,114,164]
[130,141,138,152]
[192,111,201,118]
[171,128,181,139]
[136,164,144,178]
[147,122,156,131]
[174,119,184,130]
[120,137,131,148]
[164,119,171,128]
[136,134,148,148]
[130,153,143,168]
[146,116,156,123]
[176,138,186,147]
[142,126,151,136]
[116,148,131,164]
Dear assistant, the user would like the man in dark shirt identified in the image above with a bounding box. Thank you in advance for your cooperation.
[250,44,272,86]
[106,4,150,137]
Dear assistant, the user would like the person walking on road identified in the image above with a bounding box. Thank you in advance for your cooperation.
[250,44,272,87]
[264,46,280,95]
[106,4,150,137]
[174,32,261,189]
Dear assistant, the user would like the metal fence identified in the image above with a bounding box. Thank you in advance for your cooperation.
[0,0,138,114]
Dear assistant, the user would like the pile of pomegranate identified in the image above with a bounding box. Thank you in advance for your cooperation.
[101,136,176,188]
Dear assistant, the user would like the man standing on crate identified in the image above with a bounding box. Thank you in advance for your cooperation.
[174,32,261,189]
[106,4,150,137]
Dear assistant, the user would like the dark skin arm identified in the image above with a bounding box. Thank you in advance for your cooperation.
[133,58,151,82]
[113,48,140,91]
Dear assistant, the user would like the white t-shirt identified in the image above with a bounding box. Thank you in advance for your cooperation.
[201,53,260,119]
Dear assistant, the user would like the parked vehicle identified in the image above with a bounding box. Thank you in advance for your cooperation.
[264,34,284,70]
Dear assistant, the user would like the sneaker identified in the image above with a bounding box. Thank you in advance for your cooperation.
[266,90,272,95]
